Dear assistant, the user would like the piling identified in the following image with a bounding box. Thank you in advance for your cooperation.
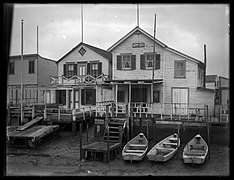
[107,125,110,162]
[72,109,76,136]
[80,122,83,160]
[130,105,134,138]
[86,122,89,143]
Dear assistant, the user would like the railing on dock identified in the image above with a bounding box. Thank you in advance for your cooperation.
[94,101,208,122]
[220,104,229,123]
[50,73,109,85]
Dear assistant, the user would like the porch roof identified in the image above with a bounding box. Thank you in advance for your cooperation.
[105,79,163,84]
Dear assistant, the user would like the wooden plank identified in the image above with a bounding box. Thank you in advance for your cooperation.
[17,116,43,131]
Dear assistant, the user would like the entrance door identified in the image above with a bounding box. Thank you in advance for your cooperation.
[172,88,188,115]
[69,89,80,109]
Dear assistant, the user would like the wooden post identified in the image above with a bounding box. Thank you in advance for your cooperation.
[130,105,134,138]
[79,122,83,161]
[119,126,122,147]
[140,118,142,132]
[115,84,118,117]
[7,105,11,126]
[86,122,89,143]
[146,119,149,140]
[72,109,76,136]
[177,123,180,159]
[107,125,110,162]
[126,104,129,142]
[206,105,210,159]
[32,105,35,119]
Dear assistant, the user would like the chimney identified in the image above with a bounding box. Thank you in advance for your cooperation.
[203,44,207,88]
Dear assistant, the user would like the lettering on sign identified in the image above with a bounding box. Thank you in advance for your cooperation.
[132,43,145,48]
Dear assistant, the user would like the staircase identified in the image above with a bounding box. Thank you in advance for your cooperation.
[102,117,126,143]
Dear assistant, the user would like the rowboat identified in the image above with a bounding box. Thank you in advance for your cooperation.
[147,133,180,162]
[183,134,208,164]
[122,133,148,162]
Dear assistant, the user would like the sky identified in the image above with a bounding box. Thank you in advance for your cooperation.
[9,3,229,78]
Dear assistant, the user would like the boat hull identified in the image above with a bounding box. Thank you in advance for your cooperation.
[183,155,206,164]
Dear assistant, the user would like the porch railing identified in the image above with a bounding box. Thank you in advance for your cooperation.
[50,73,109,85]
[94,101,208,121]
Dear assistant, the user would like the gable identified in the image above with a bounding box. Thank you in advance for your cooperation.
[58,42,112,64]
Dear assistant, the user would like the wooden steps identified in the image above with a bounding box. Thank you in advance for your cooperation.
[102,117,126,143]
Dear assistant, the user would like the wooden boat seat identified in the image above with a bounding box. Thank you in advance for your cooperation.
[129,144,147,150]
[163,142,177,146]
[184,150,206,156]
[125,149,145,153]
[190,144,205,150]
[156,147,174,151]
[169,138,178,143]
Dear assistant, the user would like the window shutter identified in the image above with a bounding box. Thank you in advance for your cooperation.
[155,54,160,70]
[98,62,102,75]
[56,90,59,104]
[81,89,85,105]
[63,64,67,77]
[131,55,136,70]
[87,63,91,75]
[140,54,145,69]
[92,89,96,105]
[74,64,77,75]
[117,55,122,70]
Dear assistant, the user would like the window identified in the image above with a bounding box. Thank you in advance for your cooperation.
[28,61,35,74]
[131,87,147,102]
[145,54,154,69]
[117,91,125,103]
[91,63,99,76]
[56,90,66,105]
[122,55,131,69]
[153,91,160,103]
[78,65,86,76]
[174,61,186,78]
[117,54,136,70]
[9,62,15,74]
[81,89,96,105]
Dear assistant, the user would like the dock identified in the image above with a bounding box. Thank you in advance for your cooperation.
[7,125,61,149]
[81,141,121,162]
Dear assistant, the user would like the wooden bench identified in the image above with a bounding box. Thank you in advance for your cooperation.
[169,138,178,142]
[185,150,206,156]
[163,142,177,146]
[129,144,147,150]
[156,147,175,151]
[125,149,145,153]
[190,144,205,150]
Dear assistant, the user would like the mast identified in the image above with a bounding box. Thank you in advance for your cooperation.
[137,4,139,26]
[152,14,156,83]
[81,4,83,43]
[37,25,39,55]
[20,19,24,125]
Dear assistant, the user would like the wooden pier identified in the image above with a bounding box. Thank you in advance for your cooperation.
[7,125,61,149]
[81,141,121,162]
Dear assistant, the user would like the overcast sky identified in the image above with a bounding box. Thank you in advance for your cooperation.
[9,3,229,78]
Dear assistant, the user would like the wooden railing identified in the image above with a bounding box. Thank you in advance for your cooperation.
[50,73,109,85]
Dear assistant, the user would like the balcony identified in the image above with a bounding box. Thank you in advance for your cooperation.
[50,73,109,86]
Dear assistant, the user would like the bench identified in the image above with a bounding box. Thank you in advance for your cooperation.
[190,144,205,150]
[185,150,206,156]
[129,144,147,150]
[169,138,178,143]
[125,149,145,153]
[156,147,174,152]
[163,142,177,146]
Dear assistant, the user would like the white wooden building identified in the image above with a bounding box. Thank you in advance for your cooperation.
[107,26,215,117]
[7,54,57,106]
[50,42,113,110]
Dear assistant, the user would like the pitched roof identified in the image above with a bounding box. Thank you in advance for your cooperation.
[9,53,56,62]
[57,42,112,63]
[107,26,204,65]
[206,75,218,83]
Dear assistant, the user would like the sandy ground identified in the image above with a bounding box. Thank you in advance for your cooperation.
[5,125,230,176]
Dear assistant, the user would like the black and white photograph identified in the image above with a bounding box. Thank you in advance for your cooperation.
[4,3,229,176]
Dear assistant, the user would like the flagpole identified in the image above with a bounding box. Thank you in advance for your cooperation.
[152,14,156,82]
[81,4,83,43]
[37,25,39,55]
[20,19,24,125]
[137,4,139,26]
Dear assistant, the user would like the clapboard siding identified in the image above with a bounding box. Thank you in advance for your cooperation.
[8,57,38,85]
[112,32,164,80]
[38,56,57,86]
[58,45,109,77]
